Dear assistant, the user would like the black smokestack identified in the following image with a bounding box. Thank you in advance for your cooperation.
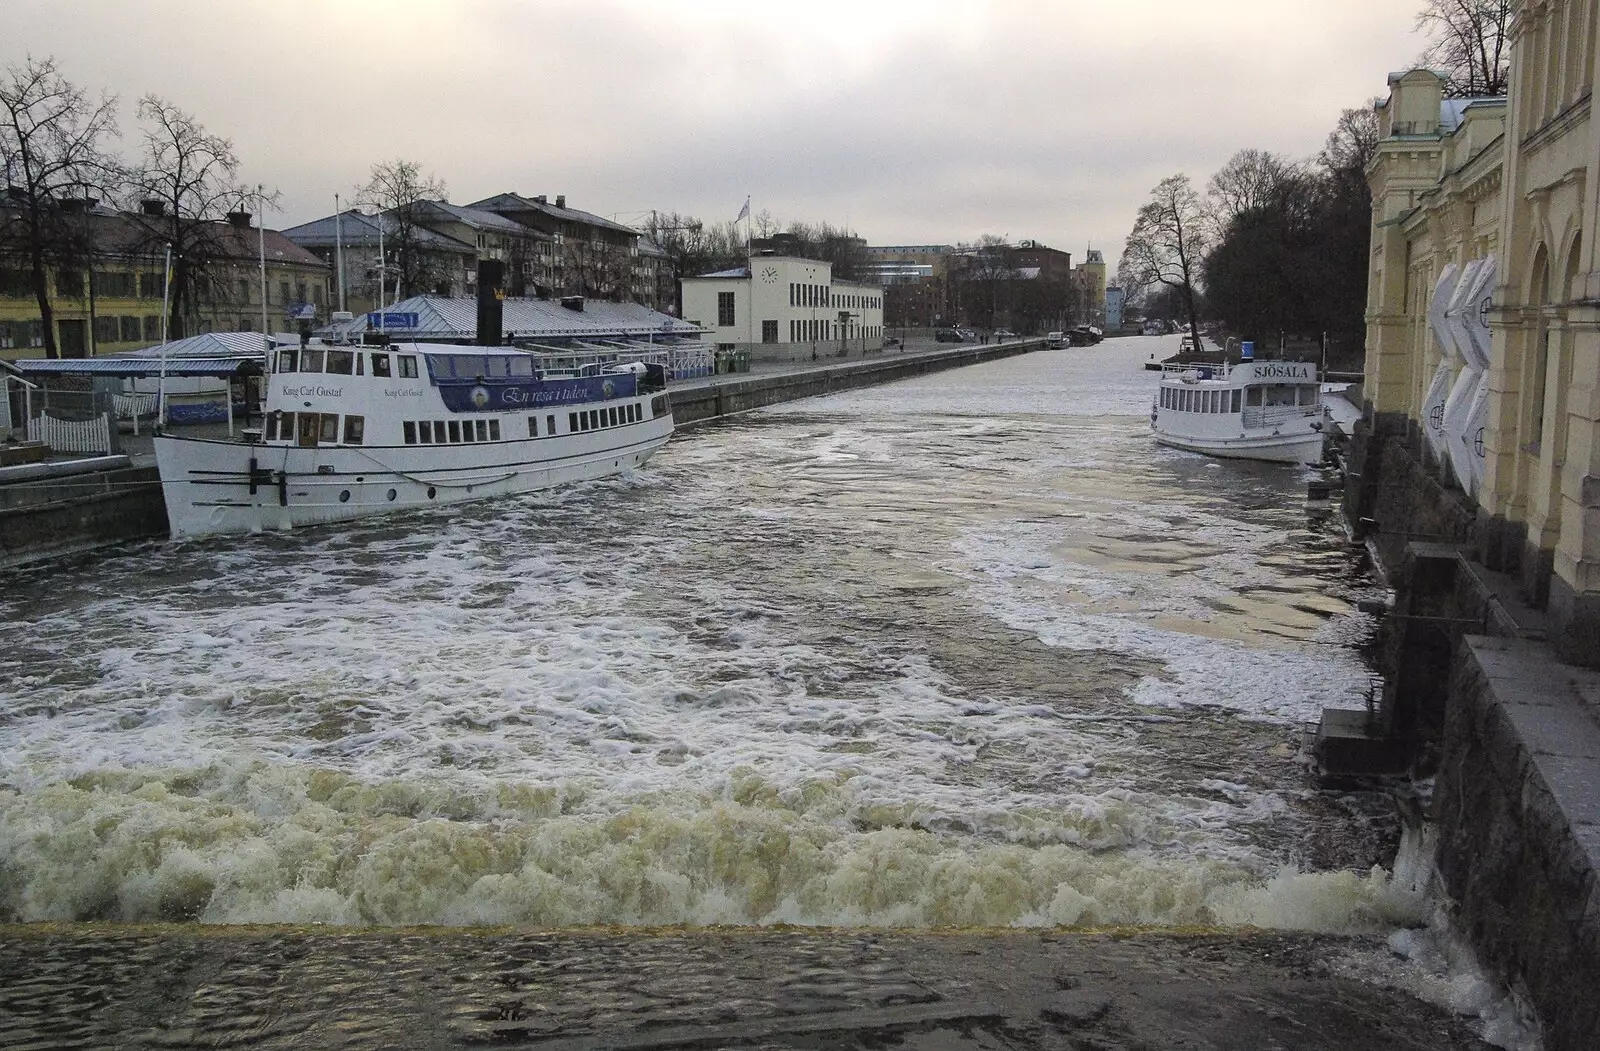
[475,259,505,346]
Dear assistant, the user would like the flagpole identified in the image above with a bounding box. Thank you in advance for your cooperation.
[257,185,268,336]
[158,243,172,429]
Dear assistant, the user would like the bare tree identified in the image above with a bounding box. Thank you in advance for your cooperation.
[1320,102,1381,180]
[1416,0,1512,97]
[358,158,447,300]
[0,56,119,357]
[127,95,256,340]
[1206,149,1305,233]
[1119,174,1211,354]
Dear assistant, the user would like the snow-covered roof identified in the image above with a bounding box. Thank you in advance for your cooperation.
[693,267,751,279]
[413,200,537,235]
[281,210,476,252]
[467,193,638,235]
[122,331,274,359]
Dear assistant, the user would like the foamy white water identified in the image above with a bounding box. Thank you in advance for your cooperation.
[1,337,1412,931]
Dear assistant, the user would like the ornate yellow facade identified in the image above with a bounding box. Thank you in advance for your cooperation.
[1364,0,1600,662]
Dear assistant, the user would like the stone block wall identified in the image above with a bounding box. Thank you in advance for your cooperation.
[1434,636,1600,1051]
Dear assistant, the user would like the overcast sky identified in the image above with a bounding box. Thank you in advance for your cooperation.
[7,0,1427,268]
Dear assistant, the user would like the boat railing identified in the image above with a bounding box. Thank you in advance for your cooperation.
[1242,404,1321,428]
[1160,361,1237,380]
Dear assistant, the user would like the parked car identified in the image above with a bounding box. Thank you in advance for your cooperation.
[1045,331,1067,349]
[934,328,964,343]
[882,336,901,348]
[993,329,1017,340]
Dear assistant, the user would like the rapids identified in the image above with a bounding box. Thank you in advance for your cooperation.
[1,337,1412,931]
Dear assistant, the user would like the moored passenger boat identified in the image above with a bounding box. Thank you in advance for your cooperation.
[154,341,674,539]
[1149,352,1326,464]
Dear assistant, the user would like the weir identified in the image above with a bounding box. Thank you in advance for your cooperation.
[0,338,1529,1047]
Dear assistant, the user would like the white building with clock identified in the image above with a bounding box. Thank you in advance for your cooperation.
[680,253,885,359]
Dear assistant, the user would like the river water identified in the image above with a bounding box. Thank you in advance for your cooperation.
[0,336,1422,933]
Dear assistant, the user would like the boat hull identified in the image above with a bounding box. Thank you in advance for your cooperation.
[154,418,673,539]
[1151,429,1324,464]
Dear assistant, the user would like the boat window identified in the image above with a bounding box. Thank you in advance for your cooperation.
[1209,390,1220,413]
[509,357,534,377]
[1266,384,1296,407]
[326,350,355,375]
[1231,389,1242,413]
[276,349,298,373]
[652,395,667,417]
[575,412,586,431]
[589,410,599,429]
[355,352,365,376]
[371,353,392,378]
[547,414,556,435]
[488,420,500,441]
[433,421,447,444]
[529,416,539,437]
[449,420,462,442]
[487,356,511,378]
[1246,387,1264,407]
[417,420,431,444]
[319,413,339,442]
[608,407,619,427]
[477,420,489,441]
[301,349,325,373]
[265,414,279,440]
[1298,385,1319,406]
[398,355,419,379]
[404,421,417,444]
[344,415,364,445]
[451,355,487,379]
[278,412,295,438]
[568,412,578,433]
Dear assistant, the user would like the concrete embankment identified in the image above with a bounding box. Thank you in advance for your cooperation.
[670,340,1042,426]
[0,457,167,568]
[1339,419,1600,1051]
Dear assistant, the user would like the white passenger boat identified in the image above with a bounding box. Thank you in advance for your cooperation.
[154,341,674,539]
[1149,356,1326,464]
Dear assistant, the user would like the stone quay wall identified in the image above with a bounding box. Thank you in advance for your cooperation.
[1435,636,1600,1051]
[0,463,167,568]
[670,341,1042,426]
[1345,416,1600,1050]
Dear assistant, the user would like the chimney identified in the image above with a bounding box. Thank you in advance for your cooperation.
[533,194,547,205]
[227,210,252,228]
[140,199,167,216]
[554,195,565,209]
[560,295,584,312]
[475,259,506,346]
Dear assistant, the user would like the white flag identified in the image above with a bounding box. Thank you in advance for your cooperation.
[735,197,750,223]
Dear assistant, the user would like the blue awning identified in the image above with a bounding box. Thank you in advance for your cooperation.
[13,356,263,378]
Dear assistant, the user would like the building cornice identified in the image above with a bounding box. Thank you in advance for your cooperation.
[1521,92,1592,153]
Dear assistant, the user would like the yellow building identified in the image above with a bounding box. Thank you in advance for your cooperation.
[1072,249,1107,325]
[1362,0,1600,664]
[0,207,330,363]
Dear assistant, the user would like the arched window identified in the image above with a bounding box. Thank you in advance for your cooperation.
[1529,245,1552,449]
